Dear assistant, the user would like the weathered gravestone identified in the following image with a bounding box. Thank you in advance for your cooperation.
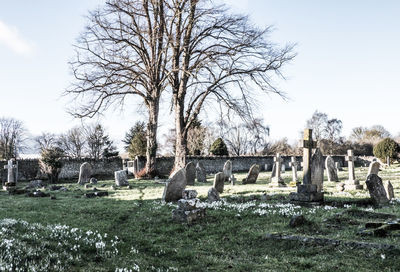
[3,159,17,189]
[325,156,339,182]
[185,162,196,186]
[344,150,363,190]
[365,174,389,205]
[162,168,187,202]
[289,156,299,187]
[114,170,129,186]
[172,189,205,224]
[208,187,220,203]
[223,160,232,181]
[335,162,343,171]
[289,129,324,203]
[368,161,380,176]
[243,164,260,184]
[311,148,324,192]
[270,153,285,187]
[213,172,225,193]
[196,162,207,183]
[281,164,286,173]
[384,180,394,200]
[77,162,92,185]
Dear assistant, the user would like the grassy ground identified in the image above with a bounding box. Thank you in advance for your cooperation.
[0,165,399,271]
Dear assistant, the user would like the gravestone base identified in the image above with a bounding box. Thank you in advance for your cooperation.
[268,177,286,187]
[289,184,324,203]
[344,180,363,190]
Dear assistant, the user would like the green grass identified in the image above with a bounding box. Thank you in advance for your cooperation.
[0,165,399,271]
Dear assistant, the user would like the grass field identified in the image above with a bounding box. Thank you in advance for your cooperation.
[0,165,399,271]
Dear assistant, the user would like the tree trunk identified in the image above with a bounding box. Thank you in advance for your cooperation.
[145,98,159,177]
[173,99,187,172]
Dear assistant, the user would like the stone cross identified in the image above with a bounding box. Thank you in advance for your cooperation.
[270,153,284,186]
[345,150,356,182]
[300,129,317,185]
[3,159,18,184]
[289,156,299,182]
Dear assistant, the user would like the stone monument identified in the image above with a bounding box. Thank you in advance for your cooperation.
[344,150,363,190]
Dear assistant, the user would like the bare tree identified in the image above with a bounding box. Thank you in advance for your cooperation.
[65,0,169,176]
[165,1,295,169]
[58,127,86,158]
[35,132,57,152]
[0,117,26,159]
[305,111,328,142]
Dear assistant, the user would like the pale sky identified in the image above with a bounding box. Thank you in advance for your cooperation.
[1,0,399,152]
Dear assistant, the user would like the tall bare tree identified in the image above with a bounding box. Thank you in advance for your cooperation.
[65,0,169,176]
[35,132,57,152]
[58,127,86,158]
[0,117,26,159]
[165,0,295,169]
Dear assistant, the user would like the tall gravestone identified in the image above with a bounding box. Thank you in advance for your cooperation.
[365,174,389,205]
[243,164,260,184]
[213,172,225,193]
[368,161,380,176]
[185,162,196,186]
[196,162,207,183]
[162,168,187,202]
[223,160,232,181]
[270,153,285,187]
[344,150,363,190]
[3,159,17,185]
[289,129,323,203]
[325,156,339,182]
[311,148,324,192]
[78,162,92,185]
[289,156,299,187]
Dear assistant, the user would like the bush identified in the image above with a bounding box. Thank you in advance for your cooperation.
[209,138,229,156]
[373,138,400,164]
[39,147,64,183]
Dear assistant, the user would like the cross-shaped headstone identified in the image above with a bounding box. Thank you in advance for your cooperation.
[274,153,283,176]
[345,149,356,181]
[300,129,317,185]
[289,156,299,182]
[3,159,18,185]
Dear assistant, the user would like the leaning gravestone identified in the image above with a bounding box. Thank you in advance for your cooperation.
[384,180,394,200]
[213,172,225,193]
[368,161,380,176]
[243,164,260,184]
[196,162,207,183]
[185,162,196,186]
[325,156,339,182]
[311,148,324,192]
[223,160,232,181]
[114,170,129,186]
[208,187,220,203]
[78,162,92,185]
[162,168,187,202]
[365,174,389,205]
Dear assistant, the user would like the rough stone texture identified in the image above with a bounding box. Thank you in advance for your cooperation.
[185,162,196,186]
[195,162,207,183]
[365,174,389,205]
[114,170,129,186]
[213,172,225,193]
[243,164,260,184]
[223,160,232,181]
[172,190,205,224]
[162,168,187,202]
[311,148,324,192]
[325,156,339,182]
[172,208,206,225]
[384,180,394,200]
[208,187,220,203]
[27,180,45,189]
[289,157,299,183]
[182,189,198,200]
[77,162,92,185]
[90,177,98,184]
[368,161,380,176]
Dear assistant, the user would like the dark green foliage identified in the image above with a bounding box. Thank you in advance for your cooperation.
[39,147,64,183]
[124,122,147,159]
[373,138,400,162]
[209,137,229,155]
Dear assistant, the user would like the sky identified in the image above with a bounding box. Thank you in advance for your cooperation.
[1,0,400,153]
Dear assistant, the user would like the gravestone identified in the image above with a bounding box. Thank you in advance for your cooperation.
[162,168,187,202]
[243,164,260,184]
[185,162,196,186]
[196,162,207,183]
[311,148,324,192]
[3,159,17,187]
[384,180,394,200]
[335,162,343,171]
[344,150,363,190]
[213,172,225,193]
[223,160,232,181]
[365,174,389,205]
[281,164,286,173]
[368,161,380,176]
[172,189,205,224]
[270,154,285,187]
[208,187,220,203]
[289,129,324,203]
[114,170,129,186]
[289,156,299,187]
[78,162,92,185]
[325,156,339,182]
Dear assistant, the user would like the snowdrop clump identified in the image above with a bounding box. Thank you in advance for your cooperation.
[0,218,121,271]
